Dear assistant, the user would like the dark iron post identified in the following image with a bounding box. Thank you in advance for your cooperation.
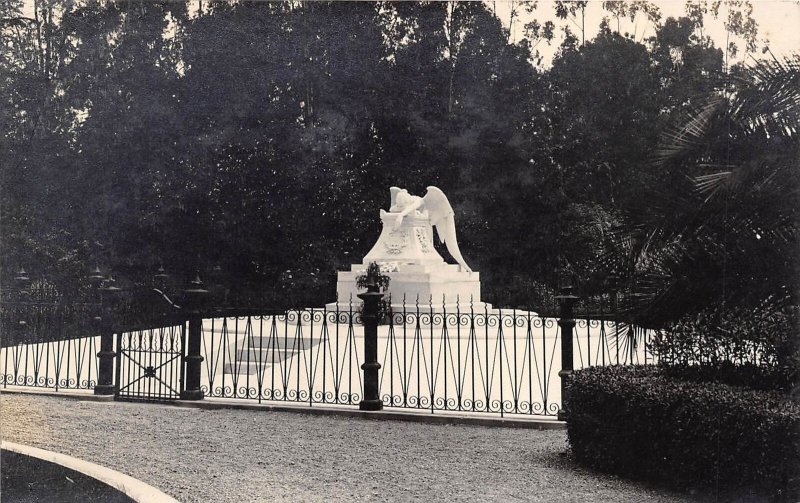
[358,276,383,411]
[556,286,579,422]
[94,274,120,395]
[180,275,207,400]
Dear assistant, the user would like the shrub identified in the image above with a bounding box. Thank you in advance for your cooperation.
[650,297,799,392]
[565,365,800,500]
[661,361,793,392]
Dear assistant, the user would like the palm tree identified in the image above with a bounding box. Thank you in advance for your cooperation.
[598,54,799,326]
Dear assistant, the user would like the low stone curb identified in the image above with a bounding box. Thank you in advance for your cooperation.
[1,386,114,402]
[1,441,180,503]
[179,397,566,429]
[1,386,565,430]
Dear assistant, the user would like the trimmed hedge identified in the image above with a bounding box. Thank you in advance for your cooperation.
[662,362,795,392]
[565,365,800,500]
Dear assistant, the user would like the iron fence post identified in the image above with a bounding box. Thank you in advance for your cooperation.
[94,322,117,395]
[358,281,383,411]
[180,276,207,401]
[94,281,120,396]
[556,286,579,422]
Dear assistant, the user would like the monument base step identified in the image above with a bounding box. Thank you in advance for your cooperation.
[222,338,323,375]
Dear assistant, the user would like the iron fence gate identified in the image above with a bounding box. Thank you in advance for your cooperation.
[116,324,186,401]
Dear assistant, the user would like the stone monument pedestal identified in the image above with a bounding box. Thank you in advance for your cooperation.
[327,209,487,313]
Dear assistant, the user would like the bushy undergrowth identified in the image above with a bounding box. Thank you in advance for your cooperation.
[650,297,799,392]
[565,365,800,500]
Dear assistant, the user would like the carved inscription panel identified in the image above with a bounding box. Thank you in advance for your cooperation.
[384,230,409,255]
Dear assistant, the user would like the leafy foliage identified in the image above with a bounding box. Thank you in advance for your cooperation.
[0,1,793,322]
[355,261,391,323]
[596,55,799,323]
[650,295,799,390]
[566,365,800,501]
[1,1,559,305]
[355,262,391,292]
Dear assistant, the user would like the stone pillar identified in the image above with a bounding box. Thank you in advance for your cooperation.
[358,280,383,411]
[557,286,579,422]
[180,276,207,401]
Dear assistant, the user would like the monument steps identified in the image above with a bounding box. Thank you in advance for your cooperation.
[222,337,324,375]
[220,336,324,350]
[234,347,300,361]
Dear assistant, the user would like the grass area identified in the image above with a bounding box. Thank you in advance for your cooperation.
[1,449,133,503]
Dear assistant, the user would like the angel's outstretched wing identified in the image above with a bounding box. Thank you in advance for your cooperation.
[423,186,472,272]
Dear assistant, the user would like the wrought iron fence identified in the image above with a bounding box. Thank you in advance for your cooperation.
[0,302,98,347]
[200,307,364,405]
[573,319,655,368]
[194,298,655,417]
[0,302,101,391]
[0,335,100,391]
[381,304,560,415]
[0,289,656,417]
[380,300,653,416]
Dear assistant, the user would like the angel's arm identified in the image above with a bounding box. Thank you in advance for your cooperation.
[397,197,423,218]
[393,197,424,228]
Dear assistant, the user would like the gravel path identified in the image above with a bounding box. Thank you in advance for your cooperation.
[2,393,705,503]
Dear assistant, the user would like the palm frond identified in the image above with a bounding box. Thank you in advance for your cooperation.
[595,56,799,322]
[652,97,725,166]
[730,55,800,138]
[694,170,733,199]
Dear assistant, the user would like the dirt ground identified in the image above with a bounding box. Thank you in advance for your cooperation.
[1,392,709,503]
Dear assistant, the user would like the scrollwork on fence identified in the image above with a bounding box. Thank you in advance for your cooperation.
[0,333,99,392]
[2,295,656,416]
[200,307,363,406]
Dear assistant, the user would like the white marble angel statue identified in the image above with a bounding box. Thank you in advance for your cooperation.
[388,186,472,272]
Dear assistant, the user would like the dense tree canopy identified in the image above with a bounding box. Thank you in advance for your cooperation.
[1,1,796,320]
